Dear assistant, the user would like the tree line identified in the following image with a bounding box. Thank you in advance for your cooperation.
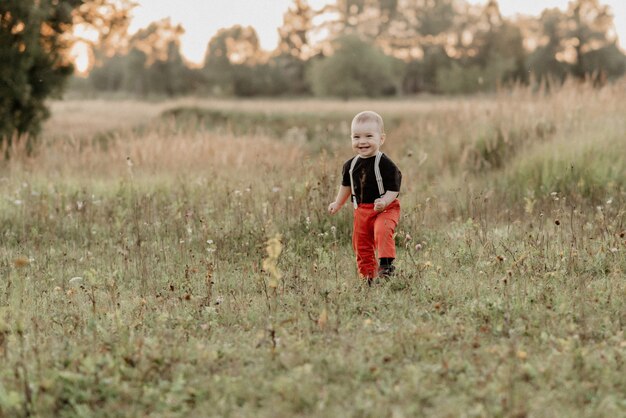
[81,0,626,98]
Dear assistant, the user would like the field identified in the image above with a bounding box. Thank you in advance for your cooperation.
[1,83,625,417]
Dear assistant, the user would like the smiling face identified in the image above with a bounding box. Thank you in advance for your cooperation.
[351,119,385,158]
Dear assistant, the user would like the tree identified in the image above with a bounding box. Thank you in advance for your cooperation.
[403,45,452,93]
[426,0,528,93]
[579,43,626,83]
[147,40,197,97]
[274,0,315,95]
[565,0,619,79]
[394,0,456,57]
[317,0,407,56]
[527,1,624,83]
[71,0,136,67]
[120,47,149,95]
[466,1,527,88]
[527,8,570,82]
[0,0,83,155]
[307,35,403,99]
[127,19,188,96]
[89,53,126,91]
[87,18,201,97]
[278,0,314,60]
[203,25,262,95]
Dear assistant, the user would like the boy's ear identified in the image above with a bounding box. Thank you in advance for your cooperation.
[380,133,386,144]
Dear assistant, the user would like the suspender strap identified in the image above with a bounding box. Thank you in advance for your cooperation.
[349,152,385,209]
[349,155,360,209]
[374,152,384,196]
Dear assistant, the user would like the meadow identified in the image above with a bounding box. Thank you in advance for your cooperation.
[1,82,625,417]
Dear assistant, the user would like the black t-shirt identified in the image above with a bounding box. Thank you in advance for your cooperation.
[341,153,402,204]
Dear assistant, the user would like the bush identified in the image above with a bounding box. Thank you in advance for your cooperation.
[498,139,626,205]
[307,35,404,99]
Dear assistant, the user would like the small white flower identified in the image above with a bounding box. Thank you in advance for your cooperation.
[272,186,281,193]
[610,248,618,253]
[207,239,214,244]
[606,198,613,205]
[234,190,242,196]
[13,199,23,206]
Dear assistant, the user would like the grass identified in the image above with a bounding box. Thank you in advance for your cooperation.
[1,82,625,417]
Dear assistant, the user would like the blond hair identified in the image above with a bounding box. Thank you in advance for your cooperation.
[352,111,385,134]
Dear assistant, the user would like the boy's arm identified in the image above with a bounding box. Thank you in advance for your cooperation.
[328,186,351,214]
[374,191,399,212]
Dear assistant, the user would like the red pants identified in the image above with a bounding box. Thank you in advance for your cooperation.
[352,200,400,279]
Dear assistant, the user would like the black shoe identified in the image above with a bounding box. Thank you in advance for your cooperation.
[378,264,395,278]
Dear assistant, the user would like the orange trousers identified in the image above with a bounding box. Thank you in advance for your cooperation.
[352,199,400,279]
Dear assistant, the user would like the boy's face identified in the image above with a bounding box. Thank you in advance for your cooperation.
[351,120,385,158]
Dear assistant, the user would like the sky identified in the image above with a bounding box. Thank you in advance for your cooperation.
[126,0,626,65]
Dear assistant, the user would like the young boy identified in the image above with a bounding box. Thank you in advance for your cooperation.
[328,111,402,283]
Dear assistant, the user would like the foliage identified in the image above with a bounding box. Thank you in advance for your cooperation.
[202,25,261,96]
[73,0,626,98]
[87,18,202,97]
[437,53,517,94]
[566,0,616,79]
[579,43,626,82]
[277,0,314,60]
[308,35,403,98]
[0,0,82,156]
[403,46,452,94]
[72,0,136,64]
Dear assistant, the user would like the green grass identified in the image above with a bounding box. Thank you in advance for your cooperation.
[1,86,625,417]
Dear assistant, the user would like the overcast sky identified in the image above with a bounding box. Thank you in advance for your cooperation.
[127,0,626,64]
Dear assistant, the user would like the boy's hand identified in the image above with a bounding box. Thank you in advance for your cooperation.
[374,198,387,212]
[328,201,340,215]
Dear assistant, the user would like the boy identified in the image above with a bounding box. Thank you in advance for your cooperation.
[328,111,402,283]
